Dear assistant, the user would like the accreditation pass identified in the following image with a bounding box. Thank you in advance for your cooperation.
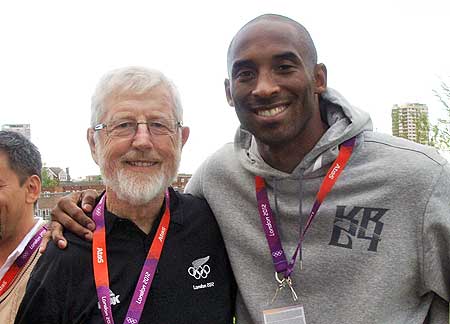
[263,305,306,324]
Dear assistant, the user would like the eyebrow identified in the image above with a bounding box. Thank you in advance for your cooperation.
[273,51,303,65]
[231,51,304,75]
[231,59,255,76]
[108,114,173,123]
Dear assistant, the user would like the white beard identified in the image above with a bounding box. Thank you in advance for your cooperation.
[107,168,168,205]
[99,149,181,206]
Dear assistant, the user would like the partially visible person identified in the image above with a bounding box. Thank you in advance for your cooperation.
[0,131,46,324]
[14,66,235,324]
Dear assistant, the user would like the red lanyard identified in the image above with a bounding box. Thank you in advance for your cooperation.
[0,225,47,298]
[255,137,356,278]
[92,190,170,324]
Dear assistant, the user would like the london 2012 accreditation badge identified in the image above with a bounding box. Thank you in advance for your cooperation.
[263,305,306,324]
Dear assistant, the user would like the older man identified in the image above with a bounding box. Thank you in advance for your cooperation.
[14,67,235,324]
[0,131,46,324]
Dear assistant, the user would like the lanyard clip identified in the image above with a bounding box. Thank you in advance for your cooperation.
[272,272,299,303]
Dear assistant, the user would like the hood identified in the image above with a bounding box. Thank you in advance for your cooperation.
[234,87,373,179]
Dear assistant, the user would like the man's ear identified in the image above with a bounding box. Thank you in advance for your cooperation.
[314,63,327,94]
[87,128,99,165]
[224,79,234,107]
[25,175,41,204]
[181,127,190,148]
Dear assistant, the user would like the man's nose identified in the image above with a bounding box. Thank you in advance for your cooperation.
[131,123,155,149]
[251,72,280,98]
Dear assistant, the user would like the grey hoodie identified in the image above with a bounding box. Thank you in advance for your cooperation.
[186,88,450,324]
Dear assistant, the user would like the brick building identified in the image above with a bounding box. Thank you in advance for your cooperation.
[37,174,192,219]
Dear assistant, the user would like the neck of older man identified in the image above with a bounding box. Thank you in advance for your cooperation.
[105,188,165,235]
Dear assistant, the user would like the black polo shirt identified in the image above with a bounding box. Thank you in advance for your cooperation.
[15,188,235,324]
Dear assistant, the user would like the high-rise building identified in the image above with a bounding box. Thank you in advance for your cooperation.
[391,103,429,144]
[1,123,31,140]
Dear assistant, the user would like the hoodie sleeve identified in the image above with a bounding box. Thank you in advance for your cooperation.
[422,162,450,304]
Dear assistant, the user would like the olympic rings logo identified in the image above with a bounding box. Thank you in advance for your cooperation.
[126,317,138,324]
[188,264,211,279]
[272,250,283,258]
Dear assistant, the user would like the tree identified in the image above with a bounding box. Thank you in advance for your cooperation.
[41,166,59,188]
[430,80,450,150]
[415,110,430,145]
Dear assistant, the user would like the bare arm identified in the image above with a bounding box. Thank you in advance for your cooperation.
[39,190,99,252]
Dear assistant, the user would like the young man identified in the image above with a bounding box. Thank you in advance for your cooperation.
[14,67,235,324]
[0,131,46,324]
[46,15,450,324]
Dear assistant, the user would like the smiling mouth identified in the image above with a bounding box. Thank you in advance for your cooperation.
[255,105,288,117]
[126,161,157,167]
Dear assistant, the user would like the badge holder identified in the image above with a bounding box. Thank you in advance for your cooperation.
[263,272,306,324]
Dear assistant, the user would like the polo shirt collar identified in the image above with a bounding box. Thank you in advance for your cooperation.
[94,187,183,236]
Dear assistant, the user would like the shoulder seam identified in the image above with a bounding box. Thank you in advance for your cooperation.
[364,138,446,166]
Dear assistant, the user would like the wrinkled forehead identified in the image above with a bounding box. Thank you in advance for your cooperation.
[102,85,177,120]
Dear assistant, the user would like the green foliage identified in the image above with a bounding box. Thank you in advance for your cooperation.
[414,110,430,145]
[391,107,407,139]
[430,80,450,150]
[41,167,59,187]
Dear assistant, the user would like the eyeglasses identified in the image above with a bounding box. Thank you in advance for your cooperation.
[94,119,183,138]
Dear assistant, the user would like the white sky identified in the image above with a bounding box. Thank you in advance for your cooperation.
[1,0,449,179]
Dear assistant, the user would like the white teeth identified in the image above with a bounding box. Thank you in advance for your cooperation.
[256,106,287,117]
[127,161,156,167]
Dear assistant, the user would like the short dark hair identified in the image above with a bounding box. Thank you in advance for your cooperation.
[227,14,318,74]
[0,131,42,185]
